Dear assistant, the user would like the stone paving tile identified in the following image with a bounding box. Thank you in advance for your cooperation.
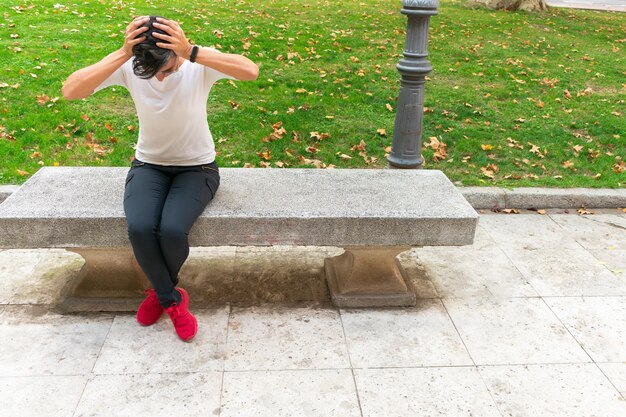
[397,249,439,299]
[225,306,349,371]
[550,214,626,250]
[73,372,222,417]
[230,248,333,303]
[341,301,473,368]
[0,250,40,305]
[355,367,501,417]
[0,375,88,417]
[416,246,537,299]
[0,306,112,377]
[501,246,626,296]
[589,248,626,278]
[479,364,626,417]
[0,249,84,305]
[544,297,626,362]
[597,363,626,396]
[443,298,590,365]
[478,214,580,250]
[220,369,360,417]
[93,307,229,374]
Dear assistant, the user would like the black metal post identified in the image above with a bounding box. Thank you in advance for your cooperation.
[387,0,438,169]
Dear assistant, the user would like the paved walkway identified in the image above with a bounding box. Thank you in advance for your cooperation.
[546,0,626,11]
[1,209,626,416]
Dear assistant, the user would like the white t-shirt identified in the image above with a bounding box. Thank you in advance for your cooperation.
[95,48,233,166]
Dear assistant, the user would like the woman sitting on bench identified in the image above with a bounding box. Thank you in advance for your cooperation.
[62,15,259,342]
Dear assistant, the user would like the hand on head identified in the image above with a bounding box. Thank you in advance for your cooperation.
[151,18,193,60]
[122,16,150,58]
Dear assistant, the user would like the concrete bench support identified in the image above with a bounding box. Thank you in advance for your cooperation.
[63,248,147,312]
[325,246,414,307]
[63,246,416,311]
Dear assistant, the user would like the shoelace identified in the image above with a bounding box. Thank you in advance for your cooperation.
[166,304,186,322]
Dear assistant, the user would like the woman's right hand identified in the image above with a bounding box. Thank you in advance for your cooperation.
[121,16,150,58]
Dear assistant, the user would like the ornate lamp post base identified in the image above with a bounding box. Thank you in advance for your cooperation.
[387,0,439,169]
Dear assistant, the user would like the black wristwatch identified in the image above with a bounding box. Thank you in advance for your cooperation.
[189,45,199,63]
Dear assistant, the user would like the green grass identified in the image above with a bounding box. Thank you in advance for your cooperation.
[1,0,624,187]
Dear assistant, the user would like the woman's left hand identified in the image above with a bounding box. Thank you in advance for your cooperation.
[152,17,193,59]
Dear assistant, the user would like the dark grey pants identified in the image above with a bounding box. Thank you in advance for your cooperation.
[123,158,220,307]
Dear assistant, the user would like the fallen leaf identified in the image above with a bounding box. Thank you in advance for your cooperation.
[85,142,108,156]
[528,142,545,158]
[351,140,366,152]
[540,77,559,87]
[386,103,393,112]
[36,94,50,105]
[481,166,496,179]
[310,131,330,141]
[376,128,387,136]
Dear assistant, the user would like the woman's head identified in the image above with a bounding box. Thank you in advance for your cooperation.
[132,15,176,79]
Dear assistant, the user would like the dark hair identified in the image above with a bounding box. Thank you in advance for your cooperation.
[132,15,176,79]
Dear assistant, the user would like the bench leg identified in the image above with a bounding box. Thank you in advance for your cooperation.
[62,248,148,312]
[324,246,416,308]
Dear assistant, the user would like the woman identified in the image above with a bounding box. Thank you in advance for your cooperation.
[62,16,259,342]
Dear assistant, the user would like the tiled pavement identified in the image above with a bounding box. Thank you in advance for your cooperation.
[1,209,626,416]
[545,0,626,12]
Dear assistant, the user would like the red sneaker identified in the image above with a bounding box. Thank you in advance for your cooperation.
[136,289,165,326]
[165,288,198,342]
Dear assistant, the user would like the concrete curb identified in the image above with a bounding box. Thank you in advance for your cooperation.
[1,184,625,209]
[0,185,19,204]
[460,186,626,209]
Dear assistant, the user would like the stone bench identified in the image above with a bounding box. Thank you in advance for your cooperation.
[0,167,478,311]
